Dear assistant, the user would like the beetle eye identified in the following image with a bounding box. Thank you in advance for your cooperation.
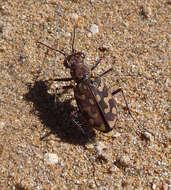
[64,59,71,68]
[67,60,71,68]
[81,53,85,58]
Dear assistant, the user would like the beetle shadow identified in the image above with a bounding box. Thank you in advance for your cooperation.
[24,80,95,145]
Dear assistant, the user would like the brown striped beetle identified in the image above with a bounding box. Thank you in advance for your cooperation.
[37,27,148,134]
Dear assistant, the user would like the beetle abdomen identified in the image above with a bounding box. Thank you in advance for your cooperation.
[74,79,117,132]
[74,82,107,131]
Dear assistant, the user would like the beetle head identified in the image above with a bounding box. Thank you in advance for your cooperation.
[64,51,90,81]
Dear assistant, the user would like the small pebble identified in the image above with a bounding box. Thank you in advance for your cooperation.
[60,161,66,167]
[0,121,5,130]
[71,13,78,21]
[44,153,58,165]
[103,131,120,137]
[117,156,130,167]
[90,24,99,35]
[166,0,171,5]
[65,32,71,37]
[0,144,3,156]
[165,78,170,88]
[162,182,169,190]
[103,130,114,137]
[87,32,92,38]
[85,142,94,149]
[95,141,107,155]
[144,131,153,142]
[74,180,80,185]
[152,183,156,190]
[112,132,121,138]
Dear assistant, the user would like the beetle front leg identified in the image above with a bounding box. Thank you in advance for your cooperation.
[44,77,73,84]
[99,68,113,78]
[91,57,103,71]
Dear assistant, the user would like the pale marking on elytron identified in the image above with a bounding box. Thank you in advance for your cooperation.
[91,112,99,118]
[82,106,91,114]
[98,81,105,92]
[99,123,106,131]
[104,96,111,113]
[80,83,87,90]
[112,106,117,114]
[89,98,94,105]
[75,94,86,100]
[88,119,94,125]
[108,119,117,127]
[95,94,101,102]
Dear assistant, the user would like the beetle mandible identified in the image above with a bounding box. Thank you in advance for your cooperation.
[37,27,147,134]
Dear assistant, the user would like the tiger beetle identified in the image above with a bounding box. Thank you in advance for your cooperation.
[37,27,150,137]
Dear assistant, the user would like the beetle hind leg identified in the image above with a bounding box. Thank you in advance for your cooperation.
[112,88,151,134]
[71,111,94,144]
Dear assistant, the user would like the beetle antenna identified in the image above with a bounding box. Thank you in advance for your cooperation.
[71,26,76,53]
[37,41,66,56]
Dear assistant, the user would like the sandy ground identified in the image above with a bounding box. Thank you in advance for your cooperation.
[0,0,170,189]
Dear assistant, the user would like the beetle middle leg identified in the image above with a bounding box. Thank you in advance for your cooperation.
[53,77,73,82]
[54,85,74,104]
[55,85,74,91]
[52,78,73,99]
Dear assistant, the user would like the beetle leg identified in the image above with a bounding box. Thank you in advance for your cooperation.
[53,77,73,82]
[91,57,103,71]
[54,85,74,103]
[56,85,74,90]
[112,88,149,134]
[112,88,129,110]
[72,118,94,143]
[99,68,113,78]
[44,78,73,85]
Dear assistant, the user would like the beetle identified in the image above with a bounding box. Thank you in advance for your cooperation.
[37,27,147,134]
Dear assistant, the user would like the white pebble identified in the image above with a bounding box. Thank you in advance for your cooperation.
[113,132,121,138]
[95,141,107,155]
[90,24,99,35]
[118,155,130,167]
[144,131,153,142]
[85,142,94,149]
[0,121,5,130]
[87,32,92,38]
[44,153,58,165]
[165,78,170,88]
[71,13,78,21]
[152,183,156,190]
[65,32,71,37]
